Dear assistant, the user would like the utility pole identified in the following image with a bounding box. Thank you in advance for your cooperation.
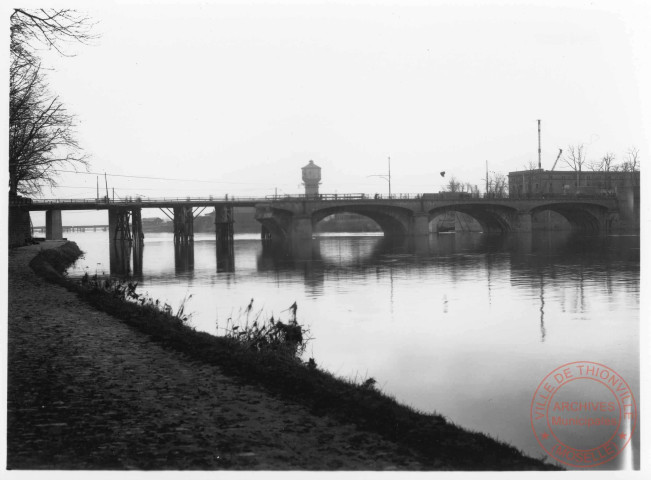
[388,156,392,198]
[368,156,392,197]
[485,160,489,196]
[96,176,99,200]
[104,173,109,200]
[538,119,542,169]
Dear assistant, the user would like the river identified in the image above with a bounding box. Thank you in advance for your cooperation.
[62,229,640,470]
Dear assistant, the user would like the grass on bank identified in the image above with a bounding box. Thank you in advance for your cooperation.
[28,241,559,471]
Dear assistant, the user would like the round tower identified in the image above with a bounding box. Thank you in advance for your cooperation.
[301,160,321,198]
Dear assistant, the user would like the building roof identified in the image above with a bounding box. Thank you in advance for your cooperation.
[508,169,638,176]
[302,160,320,170]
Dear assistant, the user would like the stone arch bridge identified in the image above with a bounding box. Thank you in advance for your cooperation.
[255,195,621,240]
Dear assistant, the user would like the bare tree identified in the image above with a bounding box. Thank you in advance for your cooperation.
[486,172,508,198]
[620,147,640,187]
[446,176,460,193]
[563,144,588,191]
[9,9,95,196]
[586,153,615,172]
[10,64,86,195]
[601,153,616,171]
[600,153,616,190]
[621,147,639,172]
[11,9,96,58]
[587,153,616,190]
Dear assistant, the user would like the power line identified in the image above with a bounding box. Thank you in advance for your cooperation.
[52,169,274,185]
[50,184,268,192]
[51,169,448,188]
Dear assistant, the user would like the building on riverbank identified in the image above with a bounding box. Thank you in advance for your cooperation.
[508,169,640,230]
[508,169,639,197]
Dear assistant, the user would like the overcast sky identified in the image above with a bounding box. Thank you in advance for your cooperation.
[11,0,650,224]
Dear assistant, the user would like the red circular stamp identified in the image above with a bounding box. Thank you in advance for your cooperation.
[530,361,637,468]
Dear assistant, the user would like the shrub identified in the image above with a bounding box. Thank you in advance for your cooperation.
[219,300,310,360]
[79,273,192,325]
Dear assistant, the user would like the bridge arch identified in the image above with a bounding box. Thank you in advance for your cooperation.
[311,204,413,237]
[255,206,294,241]
[427,203,520,233]
[529,202,610,233]
[314,211,382,234]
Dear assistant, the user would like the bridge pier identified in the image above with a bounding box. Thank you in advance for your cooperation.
[215,205,235,272]
[254,205,292,242]
[173,206,194,245]
[604,211,619,232]
[131,207,144,247]
[412,235,431,254]
[411,213,430,236]
[291,215,313,239]
[108,207,135,275]
[45,210,63,240]
[512,212,533,233]
[108,207,133,242]
[261,225,272,241]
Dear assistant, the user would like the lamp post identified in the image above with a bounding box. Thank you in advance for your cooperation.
[368,156,392,198]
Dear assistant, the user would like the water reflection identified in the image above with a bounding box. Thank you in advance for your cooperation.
[133,244,143,277]
[251,232,640,308]
[106,232,640,282]
[216,234,235,273]
[108,240,143,277]
[254,232,638,351]
[217,243,235,273]
[174,243,195,276]
[257,240,325,295]
[109,240,131,276]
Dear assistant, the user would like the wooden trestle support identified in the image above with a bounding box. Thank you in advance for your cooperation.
[173,206,194,245]
[215,204,235,272]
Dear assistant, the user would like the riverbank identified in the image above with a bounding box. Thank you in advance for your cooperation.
[7,241,559,470]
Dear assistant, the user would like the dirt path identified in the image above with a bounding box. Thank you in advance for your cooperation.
[7,242,423,470]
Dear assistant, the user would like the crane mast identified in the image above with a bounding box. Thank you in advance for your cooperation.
[551,148,563,171]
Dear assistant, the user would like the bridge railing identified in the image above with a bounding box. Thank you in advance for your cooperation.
[26,193,429,205]
[266,193,465,200]
[24,196,268,206]
[16,192,618,208]
[265,192,616,201]
[266,193,372,200]
[24,198,110,206]
[502,193,617,200]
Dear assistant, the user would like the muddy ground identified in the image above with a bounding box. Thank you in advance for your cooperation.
[7,241,425,470]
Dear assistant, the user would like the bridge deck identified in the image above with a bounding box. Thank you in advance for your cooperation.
[14,198,261,211]
[12,193,618,211]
